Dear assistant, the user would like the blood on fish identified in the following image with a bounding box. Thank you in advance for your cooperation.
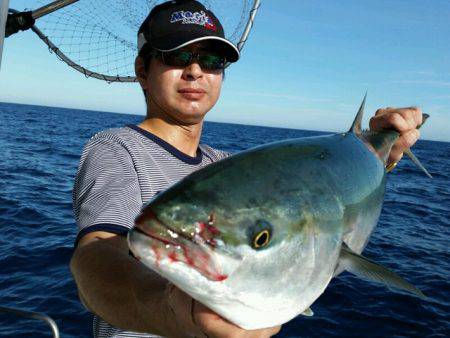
[168,251,178,263]
[207,224,220,235]
[207,238,217,247]
[196,222,221,245]
[198,222,206,233]
[139,213,224,281]
[150,243,162,268]
[182,245,195,266]
[214,274,228,282]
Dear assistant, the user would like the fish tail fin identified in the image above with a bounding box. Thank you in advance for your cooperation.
[404,148,432,178]
[350,94,432,178]
[403,113,432,178]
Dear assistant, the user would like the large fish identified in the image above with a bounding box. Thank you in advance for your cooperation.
[128,96,428,330]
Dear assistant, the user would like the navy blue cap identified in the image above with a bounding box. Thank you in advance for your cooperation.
[138,0,239,62]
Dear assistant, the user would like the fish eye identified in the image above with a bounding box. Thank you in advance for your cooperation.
[254,230,270,248]
[248,220,273,250]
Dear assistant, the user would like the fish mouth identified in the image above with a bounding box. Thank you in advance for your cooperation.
[128,209,229,282]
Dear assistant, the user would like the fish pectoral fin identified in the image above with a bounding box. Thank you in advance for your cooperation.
[339,244,426,299]
[300,307,314,317]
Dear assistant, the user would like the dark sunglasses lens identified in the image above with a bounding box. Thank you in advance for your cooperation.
[199,54,225,70]
[163,50,192,67]
[162,50,225,70]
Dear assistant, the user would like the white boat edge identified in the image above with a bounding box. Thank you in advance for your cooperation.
[0,0,9,70]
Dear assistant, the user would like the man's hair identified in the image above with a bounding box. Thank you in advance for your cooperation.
[138,44,156,73]
[138,44,156,99]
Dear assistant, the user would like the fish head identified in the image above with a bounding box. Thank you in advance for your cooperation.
[128,191,294,282]
[129,195,242,283]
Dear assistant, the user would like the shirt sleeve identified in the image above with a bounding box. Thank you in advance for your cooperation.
[73,136,143,246]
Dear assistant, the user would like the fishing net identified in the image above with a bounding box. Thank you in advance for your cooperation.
[8,0,260,82]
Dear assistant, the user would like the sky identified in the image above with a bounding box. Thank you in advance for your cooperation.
[1,0,450,141]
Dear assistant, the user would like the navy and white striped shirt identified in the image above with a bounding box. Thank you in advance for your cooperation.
[73,125,229,338]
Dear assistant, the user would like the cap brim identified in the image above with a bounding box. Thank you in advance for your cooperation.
[151,35,240,62]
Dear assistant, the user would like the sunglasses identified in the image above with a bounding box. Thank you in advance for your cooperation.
[158,50,226,71]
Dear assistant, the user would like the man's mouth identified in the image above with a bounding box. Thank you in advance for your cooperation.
[178,88,206,100]
[179,88,206,93]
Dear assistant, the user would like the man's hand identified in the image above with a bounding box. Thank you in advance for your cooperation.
[166,284,281,338]
[369,107,423,166]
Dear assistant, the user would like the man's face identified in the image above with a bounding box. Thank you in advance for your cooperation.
[138,42,224,125]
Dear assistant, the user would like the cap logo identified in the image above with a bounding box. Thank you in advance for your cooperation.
[170,10,217,31]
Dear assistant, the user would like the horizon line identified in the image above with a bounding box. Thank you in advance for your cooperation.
[0,100,447,144]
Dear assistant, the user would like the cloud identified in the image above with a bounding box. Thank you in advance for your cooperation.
[231,91,335,103]
[390,80,450,87]
[403,70,438,77]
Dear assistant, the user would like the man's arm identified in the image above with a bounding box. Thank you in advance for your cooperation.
[71,232,281,338]
[70,231,180,336]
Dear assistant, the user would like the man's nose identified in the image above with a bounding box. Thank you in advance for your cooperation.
[182,62,203,80]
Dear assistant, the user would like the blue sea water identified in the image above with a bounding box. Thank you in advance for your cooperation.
[0,101,448,337]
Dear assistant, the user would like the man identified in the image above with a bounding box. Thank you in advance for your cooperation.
[70,1,424,337]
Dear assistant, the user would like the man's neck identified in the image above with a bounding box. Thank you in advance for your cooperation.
[138,117,203,157]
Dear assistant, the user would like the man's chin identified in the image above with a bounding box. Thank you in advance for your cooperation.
[174,109,208,125]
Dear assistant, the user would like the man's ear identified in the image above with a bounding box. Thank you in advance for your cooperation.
[135,56,147,89]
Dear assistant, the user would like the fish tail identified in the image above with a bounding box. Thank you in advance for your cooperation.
[404,113,432,178]
[350,95,432,177]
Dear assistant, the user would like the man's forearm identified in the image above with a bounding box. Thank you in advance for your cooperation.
[70,235,177,336]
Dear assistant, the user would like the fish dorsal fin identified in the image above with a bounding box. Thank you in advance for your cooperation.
[349,93,367,134]
[339,243,426,299]
[349,93,399,163]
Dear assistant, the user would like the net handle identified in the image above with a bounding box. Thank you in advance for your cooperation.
[225,0,261,68]
[0,305,60,338]
[11,0,262,83]
[0,0,9,70]
[32,0,79,20]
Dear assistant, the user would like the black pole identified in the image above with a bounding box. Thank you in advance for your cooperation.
[0,306,60,338]
[5,10,34,37]
[5,0,79,38]
[31,0,79,19]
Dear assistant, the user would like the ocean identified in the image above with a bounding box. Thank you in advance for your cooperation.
[0,102,448,337]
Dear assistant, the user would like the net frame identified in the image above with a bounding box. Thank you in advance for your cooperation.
[8,0,261,83]
[0,0,9,69]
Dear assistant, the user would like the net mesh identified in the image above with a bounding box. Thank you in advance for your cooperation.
[13,0,256,81]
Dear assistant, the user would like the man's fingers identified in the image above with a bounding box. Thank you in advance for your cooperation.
[194,301,281,338]
[370,110,410,132]
[264,325,282,336]
[395,107,423,129]
[387,129,420,164]
[399,129,420,149]
[172,288,281,338]
[370,106,424,166]
[370,107,423,132]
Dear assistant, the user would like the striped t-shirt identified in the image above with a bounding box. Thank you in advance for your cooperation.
[73,125,229,338]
